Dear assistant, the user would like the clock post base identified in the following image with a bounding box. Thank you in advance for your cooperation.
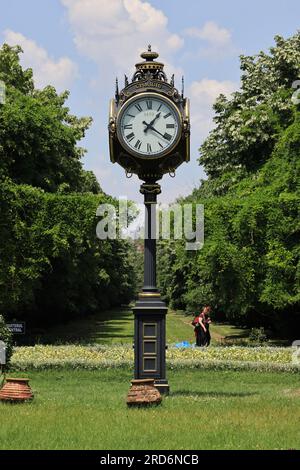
[154,379,170,395]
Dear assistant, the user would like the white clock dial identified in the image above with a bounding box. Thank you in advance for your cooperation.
[117,94,181,157]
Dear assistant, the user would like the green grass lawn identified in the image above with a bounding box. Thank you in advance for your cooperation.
[25,308,248,346]
[0,368,299,450]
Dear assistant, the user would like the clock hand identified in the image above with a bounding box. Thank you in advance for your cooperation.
[149,112,161,127]
[142,120,150,130]
[143,113,161,133]
[146,124,167,139]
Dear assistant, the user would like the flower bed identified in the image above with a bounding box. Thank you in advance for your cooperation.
[9,344,300,373]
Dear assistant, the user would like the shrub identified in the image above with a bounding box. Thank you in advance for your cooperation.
[249,327,267,344]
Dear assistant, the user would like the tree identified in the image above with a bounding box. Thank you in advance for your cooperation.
[0,44,34,94]
[79,170,103,194]
[157,33,300,334]
[198,33,300,195]
[0,44,94,192]
[0,44,139,327]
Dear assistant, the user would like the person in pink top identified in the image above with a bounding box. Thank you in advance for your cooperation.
[192,306,212,347]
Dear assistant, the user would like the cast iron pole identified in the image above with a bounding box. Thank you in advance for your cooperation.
[132,182,169,394]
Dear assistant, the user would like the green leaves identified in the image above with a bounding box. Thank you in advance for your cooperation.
[0,44,94,193]
[199,32,300,186]
[0,181,137,325]
[158,33,300,333]
[0,43,137,329]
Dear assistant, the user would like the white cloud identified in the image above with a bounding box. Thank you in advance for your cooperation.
[188,78,237,142]
[185,21,231,45]
[184,21,237,59]
[3,30,78,90]
[61,0,183,77]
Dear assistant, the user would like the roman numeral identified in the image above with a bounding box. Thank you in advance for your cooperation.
[166,123,175,129]
[158,142,164,149]
[164,112,171,119]
[135,103,143,112]
[147,143,152,153]
[164,133,172,141]
[157,104,162,111]
[127,114,135,118]
[124,124,133,129]
[126,132,135,142]
[146,100,152,110]
[134,140,142,150]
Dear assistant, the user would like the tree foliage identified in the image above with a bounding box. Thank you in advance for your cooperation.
[158,33,300,334]
[0,179,137,325]
[0,44,137,327]
[0,44,93,192]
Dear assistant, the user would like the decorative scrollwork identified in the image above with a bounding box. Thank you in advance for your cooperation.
[108,118,116,134]
[140,183,162,195]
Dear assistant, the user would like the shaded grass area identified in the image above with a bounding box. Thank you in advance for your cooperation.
[25,308,134,345]
[0,369,299,450]
[24,308,197,345]
[22,308,249,346]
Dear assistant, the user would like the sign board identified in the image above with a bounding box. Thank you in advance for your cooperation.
[7,322,26,335]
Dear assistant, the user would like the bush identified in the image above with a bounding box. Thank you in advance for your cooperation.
[249,327,267,344]
[0,315,13,366]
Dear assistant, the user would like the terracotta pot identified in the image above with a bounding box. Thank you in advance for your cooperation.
[0,378,34,402]
[127,378,162,406]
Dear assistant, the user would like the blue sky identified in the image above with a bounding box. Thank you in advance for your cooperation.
[1,0,300,202]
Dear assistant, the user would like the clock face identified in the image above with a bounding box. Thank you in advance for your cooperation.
[117,94,181,158]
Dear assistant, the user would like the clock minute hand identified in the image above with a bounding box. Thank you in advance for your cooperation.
[147,124,166,139]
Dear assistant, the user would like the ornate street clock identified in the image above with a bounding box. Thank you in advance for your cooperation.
[109,46,190,181]
[108,46,190,396]
[117,93,181,158]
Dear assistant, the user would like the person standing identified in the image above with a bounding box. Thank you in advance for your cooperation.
[192,306,212,346]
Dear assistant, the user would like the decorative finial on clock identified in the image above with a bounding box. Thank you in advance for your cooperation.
[181,76,184,98]
[115,77,119,103]
[134,47,166,82]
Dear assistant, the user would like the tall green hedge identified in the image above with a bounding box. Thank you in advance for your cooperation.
[0,179,137,325]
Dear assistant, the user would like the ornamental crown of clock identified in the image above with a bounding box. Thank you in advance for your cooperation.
[108,46,190,182]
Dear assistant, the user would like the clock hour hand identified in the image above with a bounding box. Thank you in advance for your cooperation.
[149,112,161,127]
[143,112,161,133]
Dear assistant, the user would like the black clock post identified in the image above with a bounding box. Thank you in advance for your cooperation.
[133,181,169,394]
[108,46,190,397]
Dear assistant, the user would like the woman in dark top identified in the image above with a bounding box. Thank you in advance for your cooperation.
[192,306,212,347]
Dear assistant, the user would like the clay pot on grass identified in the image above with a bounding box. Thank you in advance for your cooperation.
[0,378,34,402]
